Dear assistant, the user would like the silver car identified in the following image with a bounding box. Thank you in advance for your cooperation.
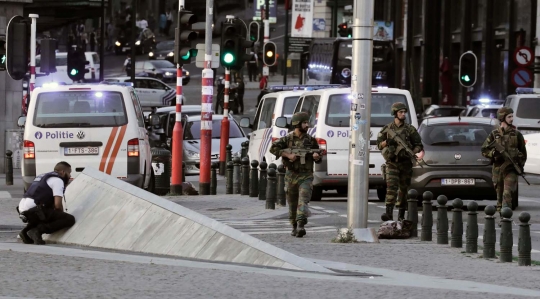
[410,117,502,206]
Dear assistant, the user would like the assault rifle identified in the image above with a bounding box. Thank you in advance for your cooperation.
[487,141,530,185]
[283,148,323,164]
[385,127,425,168]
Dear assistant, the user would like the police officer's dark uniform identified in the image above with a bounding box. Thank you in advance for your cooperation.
[18,162,76,245]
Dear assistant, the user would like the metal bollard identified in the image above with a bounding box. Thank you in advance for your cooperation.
[276,165,286,206]
[241,157,250,195]
[5,150,13,186]
[407,189,419,238]
[210,162,218,195]
[259,161,268,201]
[226,161,234,194]
[226,144,233,166]
[249,160,259,197]
[436,195,449,244]
[421,191,433,241]
[465,201,478,253]
[268,163,277,171]
[483,205,497,259]
[451,198,463,248]
[233,157,241,194]
[241,141,249,159]
[499,207,513,263]
[266,168,277,209]
[518,212,532,266]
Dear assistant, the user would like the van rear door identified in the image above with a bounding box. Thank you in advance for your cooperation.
[321,93,351,176]
[249,96,276,162]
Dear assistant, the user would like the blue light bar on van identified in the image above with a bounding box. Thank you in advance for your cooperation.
[515,87,540,94]
[469,98,504,106]
[268,84,345,91]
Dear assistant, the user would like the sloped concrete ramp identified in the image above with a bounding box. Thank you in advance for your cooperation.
[44,168,332,273]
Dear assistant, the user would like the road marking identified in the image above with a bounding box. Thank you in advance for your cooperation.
[322,210,338,214]
[0,191,11,199]
[310,206,324,210]
[219,219,337,235]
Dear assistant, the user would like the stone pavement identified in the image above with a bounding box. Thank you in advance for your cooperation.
[1,172,540,297]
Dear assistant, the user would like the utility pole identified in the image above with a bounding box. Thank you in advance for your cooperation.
[283,0,289,85]
[345,0,378,242]
[130,0,137,82]
[29,14,38,98]
[199,0,214,195]
[263,0,270,78]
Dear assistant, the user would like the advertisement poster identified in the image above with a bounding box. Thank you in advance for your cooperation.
[253,0,277,23]
[373,21,394,41]
[291,0,313,38]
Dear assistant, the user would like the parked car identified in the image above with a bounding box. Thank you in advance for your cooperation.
[134,60,190,84]
[410,117,503,206]
[419,105,467,124]
[102,76,177,109]
[148,40,175,64]
[462,104,502,118]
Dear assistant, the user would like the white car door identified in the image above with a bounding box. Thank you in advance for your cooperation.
[133,79,153,107]
[147,78,175,105]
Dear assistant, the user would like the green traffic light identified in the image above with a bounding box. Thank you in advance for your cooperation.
[223,53,235,64]
[250,36,256,41]
[1,54,5,64]
[70,69,78,76]
[461,75,471,82]
[181,52,190,60]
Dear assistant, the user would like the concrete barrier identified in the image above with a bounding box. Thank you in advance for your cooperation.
[44,167,332,273]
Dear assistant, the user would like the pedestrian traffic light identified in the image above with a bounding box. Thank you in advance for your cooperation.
[6,16,29,80]
[174,10,198,64]
[263,42,277,66]
[220,22,239,68]
[459,51,477,88]
[338,23,348,37]
[0,35,6,71]
[67,47,88,82]
[249,21,259,42]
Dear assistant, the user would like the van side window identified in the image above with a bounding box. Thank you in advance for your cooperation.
[294,97,304,113]
[300,95,320,126]
[504,97,513,107]
[258,97,276,129]
[130,91,145,127]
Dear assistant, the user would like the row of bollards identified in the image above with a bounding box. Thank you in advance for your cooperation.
[407,189,532,266]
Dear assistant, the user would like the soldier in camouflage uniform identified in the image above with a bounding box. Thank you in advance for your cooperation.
[269,112,323,238]
[481,107,527,211]
[376,102,424,222]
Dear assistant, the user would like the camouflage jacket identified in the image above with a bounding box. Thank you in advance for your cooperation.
[481,126,527,172]
[269,132,322,173]
[376,122,423,163]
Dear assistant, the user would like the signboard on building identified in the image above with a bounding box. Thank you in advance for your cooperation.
[288,37,311,53]
[253,0,277,24]
[291,0,313,38]
[373,21,394,41]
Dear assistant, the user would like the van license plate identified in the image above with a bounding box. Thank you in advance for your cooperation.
[441,178,475,185]
[64,147,99,155]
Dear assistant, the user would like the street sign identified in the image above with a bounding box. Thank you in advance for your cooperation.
[513,46,533,67]
[511,67,533,87]
[287,37,311,53]
[195,43,220,68]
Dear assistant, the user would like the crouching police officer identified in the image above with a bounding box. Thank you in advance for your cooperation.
[270,112,323,238]
[481,107,527,211]
[17,161,76,245]
[377,103,424,222]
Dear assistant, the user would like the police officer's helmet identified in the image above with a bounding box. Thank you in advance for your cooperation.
[391,102,408,116]
[291,112,310,127]
[497,107,514,122]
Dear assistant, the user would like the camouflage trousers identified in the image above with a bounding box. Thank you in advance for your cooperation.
[385,161,413,208]
[285,171,313,226]
[494,170,518,211]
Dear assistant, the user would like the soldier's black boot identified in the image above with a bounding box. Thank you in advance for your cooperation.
[27,224,46,245]
[398,208,406,222]
[296,221,306,238]
[291,223,298,236]
[381,205,394,221]
[19,226,34,244]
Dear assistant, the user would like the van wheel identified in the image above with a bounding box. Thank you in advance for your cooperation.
[512,185,519,210]
[377,187,386,202]
[311,186,323,201]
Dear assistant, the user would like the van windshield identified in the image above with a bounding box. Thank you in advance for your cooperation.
[33,91,128,127]
[282,96,299,116]
[325,93,411,127]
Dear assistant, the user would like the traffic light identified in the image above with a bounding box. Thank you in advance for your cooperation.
[67,47,88,82]
[0,35,5,71]
[174,10,198,64]
[249,21,259,42]
[338,23,352,38]
[263,42,277,66]
[459,51,477,88]
[6,16,29,80]
[220,22,239,68]
[40,39,57,74]
[236,33,254,71]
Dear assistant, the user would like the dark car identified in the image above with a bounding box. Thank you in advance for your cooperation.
[409,117,507,206]
[419,105,467,124]
[134,60,190,84]
[148,40,175,64]
[115,28,156,55]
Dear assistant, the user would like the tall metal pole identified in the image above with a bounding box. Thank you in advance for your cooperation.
[100,0,105,81]
[29,14,38,98]
[219,65,231,175]
[535,2,540,88]
[199,0,214,195]
[346,0,377,242]
[171,0,185,194]
[263,0,270,78]
[130,0,137,82]
[283,1,289,85]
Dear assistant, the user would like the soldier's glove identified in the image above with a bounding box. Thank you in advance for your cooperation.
[387,138,397,147]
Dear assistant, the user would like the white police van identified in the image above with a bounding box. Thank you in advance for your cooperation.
[504,88,540,135]
[524,132,540,176]
[239,85,343,165]
[18,84,154,192]
[291,87,418,201]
